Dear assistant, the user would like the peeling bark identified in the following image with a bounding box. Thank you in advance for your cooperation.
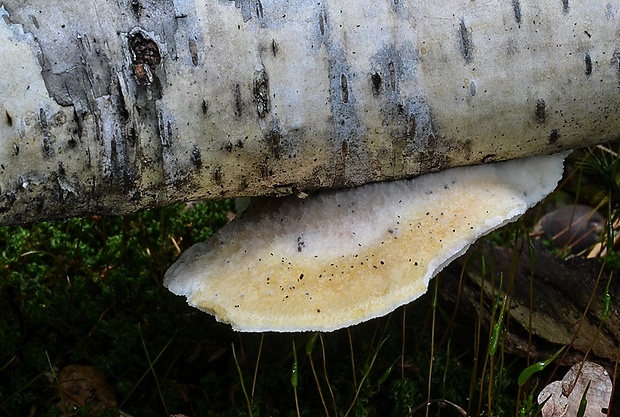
[1,1,620,224]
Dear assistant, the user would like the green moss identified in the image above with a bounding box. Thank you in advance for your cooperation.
[1,147,618,416]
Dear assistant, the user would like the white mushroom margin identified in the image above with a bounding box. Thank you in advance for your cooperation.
[165,153,567,332]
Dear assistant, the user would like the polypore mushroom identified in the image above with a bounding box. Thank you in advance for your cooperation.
[165,153,566,332]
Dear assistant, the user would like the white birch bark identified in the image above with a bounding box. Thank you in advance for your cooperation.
[1,0,619,224]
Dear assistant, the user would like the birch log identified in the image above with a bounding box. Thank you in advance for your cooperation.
[1,0,619,225]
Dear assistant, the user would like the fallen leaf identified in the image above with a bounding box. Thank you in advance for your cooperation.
[538,361,611,417]
[56,365,117,416]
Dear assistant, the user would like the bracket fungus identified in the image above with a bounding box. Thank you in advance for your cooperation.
[165,153,566,332]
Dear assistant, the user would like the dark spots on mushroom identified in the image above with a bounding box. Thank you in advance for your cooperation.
[584,52,592,76]
[512,0,522,24]
[459,19,473,64]
[562,0,569,13]
[548,129,561,144]
[201,99,208,115]
[371,72,382,95]
[297,235,305,252]
[535,99,546,123]
[340,74,349,103]
[253,68,270,118]
[5,111,12,127]
[188,38,199,66]
[190,146,202,169]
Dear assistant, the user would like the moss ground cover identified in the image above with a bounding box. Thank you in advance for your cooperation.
[1,148,619,416]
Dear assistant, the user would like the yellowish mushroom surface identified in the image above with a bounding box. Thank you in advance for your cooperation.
[164,153,566,332]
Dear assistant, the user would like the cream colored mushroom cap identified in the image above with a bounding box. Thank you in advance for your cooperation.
[164,153,567,332]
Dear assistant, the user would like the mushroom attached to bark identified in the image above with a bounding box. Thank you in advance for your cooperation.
[165,153,567,332]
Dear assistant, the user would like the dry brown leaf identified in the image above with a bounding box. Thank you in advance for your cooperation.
[56,365,117,415]
[532,205,604,254]
[538,361,611,417]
